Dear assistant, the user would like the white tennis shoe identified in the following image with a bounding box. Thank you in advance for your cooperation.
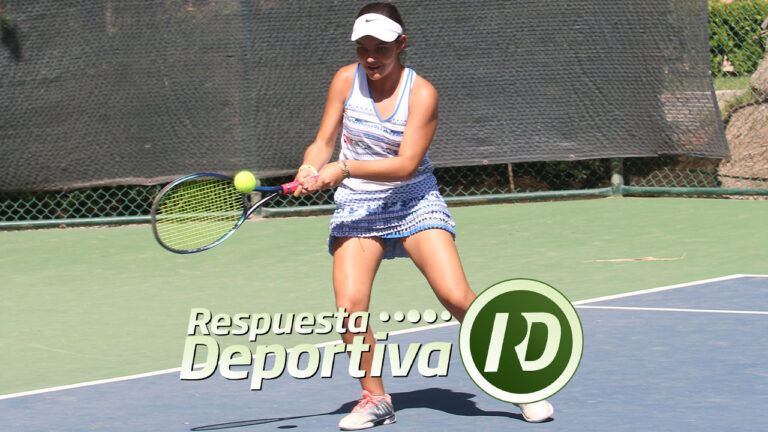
[338,391,396,430]
[517,400,554,423]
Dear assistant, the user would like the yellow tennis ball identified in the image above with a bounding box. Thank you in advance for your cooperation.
[233,170,256,193]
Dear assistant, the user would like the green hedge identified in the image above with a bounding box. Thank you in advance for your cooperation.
[710,0,768,77]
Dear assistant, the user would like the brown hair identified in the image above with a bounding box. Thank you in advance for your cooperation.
[356,2,405,35]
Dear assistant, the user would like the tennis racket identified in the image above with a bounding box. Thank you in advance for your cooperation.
[151,172,305,254]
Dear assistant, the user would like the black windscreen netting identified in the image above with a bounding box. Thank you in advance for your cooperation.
[0,0,728,191]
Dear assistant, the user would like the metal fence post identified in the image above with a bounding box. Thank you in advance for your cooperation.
[610,158,624,196]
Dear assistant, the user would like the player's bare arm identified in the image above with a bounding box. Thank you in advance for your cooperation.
[311,75,438,189]
[294,64,356,195]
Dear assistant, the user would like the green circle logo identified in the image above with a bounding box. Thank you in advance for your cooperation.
[459,279,583,404]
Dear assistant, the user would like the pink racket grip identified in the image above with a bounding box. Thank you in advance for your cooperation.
[281,181,301,195]
[281,175,319,195]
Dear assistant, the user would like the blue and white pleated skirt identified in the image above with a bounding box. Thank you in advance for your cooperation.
[328,174,455,259]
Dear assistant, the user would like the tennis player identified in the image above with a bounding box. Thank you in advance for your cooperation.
[294,2,554,429]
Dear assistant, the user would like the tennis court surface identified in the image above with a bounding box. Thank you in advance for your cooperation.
[2,2,767,430]
[2,274,765,432]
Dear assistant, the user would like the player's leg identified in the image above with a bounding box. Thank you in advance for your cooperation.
[399,228,476,321]
[333,236,385,393]
[333,236,397,430]
[400,228,554,423]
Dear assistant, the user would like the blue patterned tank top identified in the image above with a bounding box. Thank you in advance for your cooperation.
[339,63,433,191]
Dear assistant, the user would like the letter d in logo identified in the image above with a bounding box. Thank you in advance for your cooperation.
[515,313,561,372]
[484,312,561,373]
[460,279,583,404]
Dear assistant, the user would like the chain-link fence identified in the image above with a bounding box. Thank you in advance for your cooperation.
[1,1,767,228]
[706,0,768,195]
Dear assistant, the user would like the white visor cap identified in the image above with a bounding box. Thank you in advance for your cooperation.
[350,13,403,42]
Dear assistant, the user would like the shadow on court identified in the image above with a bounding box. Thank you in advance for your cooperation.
[191,388,529,431]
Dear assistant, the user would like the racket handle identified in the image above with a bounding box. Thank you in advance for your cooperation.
[281,181,301,195]
[281,175,319,195]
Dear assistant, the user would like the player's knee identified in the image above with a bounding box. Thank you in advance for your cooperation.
[438,289,474,313]
[335,298,368,314]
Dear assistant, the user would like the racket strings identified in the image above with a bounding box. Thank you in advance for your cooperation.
[154,177,245,251]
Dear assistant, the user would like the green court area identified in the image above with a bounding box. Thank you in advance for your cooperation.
[1,197,766,396]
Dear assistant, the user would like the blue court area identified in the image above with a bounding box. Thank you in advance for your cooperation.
[2,275,766,431]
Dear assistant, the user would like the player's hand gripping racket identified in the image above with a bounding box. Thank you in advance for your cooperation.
[151,172,305,254]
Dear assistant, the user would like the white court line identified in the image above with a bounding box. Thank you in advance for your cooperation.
[572,273,768,305]
[2,274,766,401]
[0,321,458,401]
[576,305,768,315]
[0,367,184,401]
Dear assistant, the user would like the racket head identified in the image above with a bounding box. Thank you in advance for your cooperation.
[151,173,248,254]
